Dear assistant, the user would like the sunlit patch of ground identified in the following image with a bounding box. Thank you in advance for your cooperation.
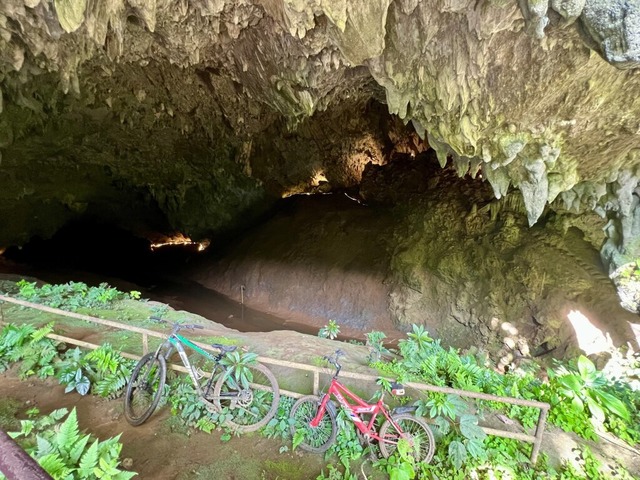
[567,310,613,355]
[629,322,640,346]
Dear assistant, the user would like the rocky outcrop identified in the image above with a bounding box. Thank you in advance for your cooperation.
[0,0,639,266]
[195,155,640,357]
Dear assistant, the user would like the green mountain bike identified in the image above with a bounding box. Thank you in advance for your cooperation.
[124,319,279,433]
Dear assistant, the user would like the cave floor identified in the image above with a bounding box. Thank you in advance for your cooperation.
[0,296,638,478]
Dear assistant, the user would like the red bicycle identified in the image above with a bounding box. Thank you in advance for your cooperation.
[289,350,435,463]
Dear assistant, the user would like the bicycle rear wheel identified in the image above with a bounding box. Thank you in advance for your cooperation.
[212,362,279,433]
[378,413,435,463]
[124,353,167,426]
[289,395,337,453]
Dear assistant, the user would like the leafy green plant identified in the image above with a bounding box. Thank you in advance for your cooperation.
[415,393,486,469]
[149,304,170,320]
[366,331,391,363]
[218,350,258,389]
[549,355,630,426]
[57,347,92,395]
[168,379,218,432]
[6,407,136,480]
[318,320,340,340]
[326,410,365,467]
[374,439,418,480]
[57,345,134,398]
[15,280,128,311]
[85,345,134,398]
[315,464,357,480]
[0,322,59,378]
[262,397,295,440]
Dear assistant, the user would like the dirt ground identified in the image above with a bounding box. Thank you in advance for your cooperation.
[0,295,638,479]
[0,369,332,480]
[3,366,640,480]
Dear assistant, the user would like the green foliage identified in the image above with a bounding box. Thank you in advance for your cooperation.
[85,345,134,398]
[315,464,357,480]
[149,304,170,320]
[374,439,418,480]
[56,345,134,398]
[365,331,391,363]
[262,396,295,440]
[416,393,468,421]
[318,320,340,340]
[219,350,258,389]
[57,347,92,395]
[167,379,218,433]
[369,323,639,477]
[547,355,631,436]
[326,410,365,467]
[0,322,59,378]
[15,280,127,311]
[6,407,136,480]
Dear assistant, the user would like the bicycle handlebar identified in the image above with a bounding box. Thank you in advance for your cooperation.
[150,316,205,333]
[323,349,345,376]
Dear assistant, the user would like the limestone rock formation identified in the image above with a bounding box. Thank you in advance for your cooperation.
[1,0,639,255]
[1,0,640,356]
[195,156,640,358]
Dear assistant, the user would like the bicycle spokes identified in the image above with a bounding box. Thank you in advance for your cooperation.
[291,400,334,450]
[214,363,277,429]
[379,414,435,463]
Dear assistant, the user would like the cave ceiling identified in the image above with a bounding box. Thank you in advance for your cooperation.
[0,0,639,257]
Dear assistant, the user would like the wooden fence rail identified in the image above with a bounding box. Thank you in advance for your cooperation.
[0,295,549,463]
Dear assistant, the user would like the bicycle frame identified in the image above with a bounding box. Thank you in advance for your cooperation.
[154,332,223,397]
[311,377,401,444]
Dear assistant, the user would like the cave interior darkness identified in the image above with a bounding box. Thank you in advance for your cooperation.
[1,89,639,360]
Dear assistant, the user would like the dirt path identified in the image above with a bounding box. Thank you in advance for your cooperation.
[0,370,330,480]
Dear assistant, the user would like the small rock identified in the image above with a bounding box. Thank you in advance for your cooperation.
[122,458,133,469]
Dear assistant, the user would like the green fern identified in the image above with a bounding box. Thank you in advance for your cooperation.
[31,322,55,342]
[38,453,71,479]
[69,433,92,464]
[7,408,137,479]
[78,440,100,477]
[56,409,81,457]
[86,345,120,375]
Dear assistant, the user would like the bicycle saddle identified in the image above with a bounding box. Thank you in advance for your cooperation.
[211,343,237,353]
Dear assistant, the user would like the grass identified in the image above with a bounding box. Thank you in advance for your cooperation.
[177,450,265,479]
[0,397,21,430]
[262,459,309,479]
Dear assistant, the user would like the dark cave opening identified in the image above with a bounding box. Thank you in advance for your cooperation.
[1,219,201,288]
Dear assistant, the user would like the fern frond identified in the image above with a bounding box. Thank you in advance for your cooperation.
[38,453,69,478]
[55,409,80,456]
[31,322,55,342]
[78,439,99,477]
[36,435,54,457]
[69,433,92,464]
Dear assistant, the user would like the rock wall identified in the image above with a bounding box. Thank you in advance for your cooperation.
[195,154,640,358]
[1,0,640,260]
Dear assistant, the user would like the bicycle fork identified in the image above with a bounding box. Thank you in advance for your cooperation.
[310,394,333,427]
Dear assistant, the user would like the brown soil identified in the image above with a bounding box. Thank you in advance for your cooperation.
[0,369,330,480]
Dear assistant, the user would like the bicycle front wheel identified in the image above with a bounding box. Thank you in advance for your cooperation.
[212,362,279,433]
[379,413,435,463]
[124,353,167,426]
[289,395,337,453]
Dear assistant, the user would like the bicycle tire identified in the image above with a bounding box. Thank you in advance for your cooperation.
[289,395,337,453]
[123,353,167,426]
[212,362,279,433]
[378,413,435,463]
